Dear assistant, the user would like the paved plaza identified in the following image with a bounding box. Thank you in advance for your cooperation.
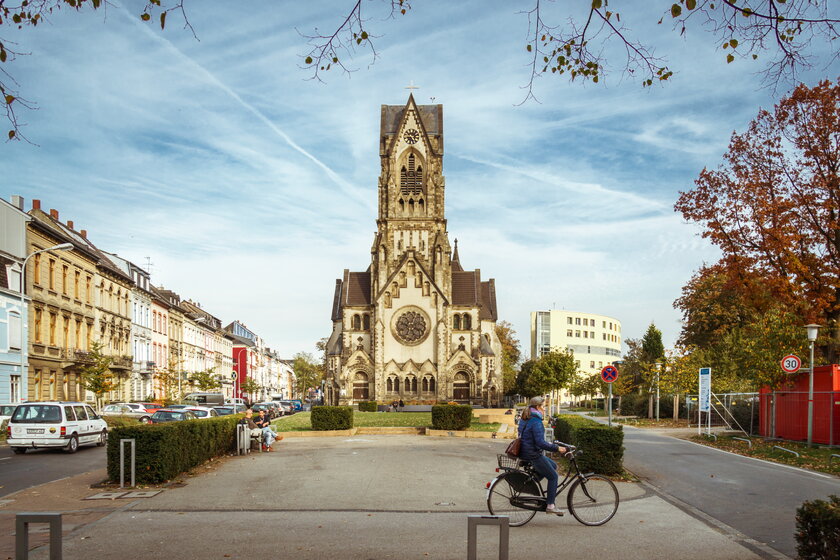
[0,435,773,559]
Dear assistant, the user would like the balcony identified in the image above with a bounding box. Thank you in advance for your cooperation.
[111,355,132,370]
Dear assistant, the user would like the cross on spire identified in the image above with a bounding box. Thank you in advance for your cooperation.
[404,80,420,92]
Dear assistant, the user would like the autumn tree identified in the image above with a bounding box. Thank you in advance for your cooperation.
[156,357,185,405]
[240,377,261,402]
[675,78,840,363]
[3,2,839,140]
[514,348,576,398]
[495,321,522,395]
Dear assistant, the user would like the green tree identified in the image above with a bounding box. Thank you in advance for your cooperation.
[292,351,324,398]
[188,368,220,391]
[514,348,576,398]
[77,341,115,410]
[240,377,261,401]
[495,320,522,396]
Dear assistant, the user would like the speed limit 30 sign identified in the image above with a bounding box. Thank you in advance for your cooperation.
[780,354,802,373]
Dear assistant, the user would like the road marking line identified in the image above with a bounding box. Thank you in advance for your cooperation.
[0,457,10,461]
[681,439,834,479]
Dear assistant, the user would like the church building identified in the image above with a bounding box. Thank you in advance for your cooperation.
[325,95,503,406]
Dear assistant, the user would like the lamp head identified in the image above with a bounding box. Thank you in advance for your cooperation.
[805,324,821,342]
[51,243,74,251]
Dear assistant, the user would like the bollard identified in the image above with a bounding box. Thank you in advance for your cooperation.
[16,512,62,560]
[119,438,136,489]
[467,515,509,560]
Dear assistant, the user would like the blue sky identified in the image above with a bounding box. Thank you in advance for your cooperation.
[3,2,838,358]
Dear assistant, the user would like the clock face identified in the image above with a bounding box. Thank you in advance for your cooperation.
[404,128,420,145]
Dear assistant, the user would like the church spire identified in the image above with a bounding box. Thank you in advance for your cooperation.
[451,238,463,272]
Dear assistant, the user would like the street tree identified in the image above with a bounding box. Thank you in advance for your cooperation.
[292,351,324,398]
[675,78,840,362]
[495,320,522,395]
[514,348,576,398]
[188,368,220,391]
[156,357,185,405]
[3,2,839,141]
[77,341,115,410]
[240,377,261,402]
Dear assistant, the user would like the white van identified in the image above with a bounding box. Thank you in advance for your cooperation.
[5,402,108,454]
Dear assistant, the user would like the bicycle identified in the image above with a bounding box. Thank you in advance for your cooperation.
[485,442,619,527]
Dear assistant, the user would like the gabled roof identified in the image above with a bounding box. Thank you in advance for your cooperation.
[381,94,443,156]
[452,270,480,306]
[479,279,498,321]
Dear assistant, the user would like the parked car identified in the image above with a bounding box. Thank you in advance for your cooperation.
[183,392,225,406]
[183,406,219,419]
[286,399,304,412]
[277,401,296,415]
[212,404,246,416]
[0,403,18,426]
[166,404,191,409]
[149,409,198,423]
[101,403,152,423]
[138,402,162,413]
[5,402,108,454]
[252,402,278,419]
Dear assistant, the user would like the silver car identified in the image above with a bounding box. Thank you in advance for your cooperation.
[101,403,152,423]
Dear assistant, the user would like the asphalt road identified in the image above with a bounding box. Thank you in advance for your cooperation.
[0,443,106,498]
[622,426,840,558]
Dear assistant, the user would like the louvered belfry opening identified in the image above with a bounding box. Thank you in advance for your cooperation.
[400,153,424,195]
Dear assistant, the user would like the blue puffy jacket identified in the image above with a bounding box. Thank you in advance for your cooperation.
[517,409,559,460]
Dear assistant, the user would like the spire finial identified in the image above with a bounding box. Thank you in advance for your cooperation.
[405,80,420,93]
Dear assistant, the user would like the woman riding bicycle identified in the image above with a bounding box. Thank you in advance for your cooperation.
[518,396,568,515]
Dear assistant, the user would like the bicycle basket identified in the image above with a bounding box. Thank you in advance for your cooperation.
[497,454,521,470]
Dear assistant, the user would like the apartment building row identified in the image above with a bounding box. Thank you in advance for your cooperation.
[0,196,294,405]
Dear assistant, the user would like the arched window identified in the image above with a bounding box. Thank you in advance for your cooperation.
[363,314,370,330]
[404,377,411,393]
[352,314,361,330]
[453,315,461,330]
[429,377,436,392]
[399,198,405,213]
[408,198,415,215]
[387,377,393,392]
[418,198,425,214]
[463,314,472,330]
[412,377,418,392]
[422,377,429,392]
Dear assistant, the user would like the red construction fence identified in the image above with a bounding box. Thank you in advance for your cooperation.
[759,365,840,446]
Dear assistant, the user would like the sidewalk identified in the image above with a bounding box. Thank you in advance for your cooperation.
[3,436,769,559]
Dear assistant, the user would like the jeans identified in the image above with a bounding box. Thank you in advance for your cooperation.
[262,427,278,447]
[531,454,559,506]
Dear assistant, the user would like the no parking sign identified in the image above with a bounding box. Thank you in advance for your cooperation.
[601,365,618,383]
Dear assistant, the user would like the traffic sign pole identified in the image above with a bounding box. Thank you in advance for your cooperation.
[600,365,619,428]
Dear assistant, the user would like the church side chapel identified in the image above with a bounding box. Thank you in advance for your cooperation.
[325,94,503,406]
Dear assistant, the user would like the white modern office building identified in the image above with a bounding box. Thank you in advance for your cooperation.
[530,310,623,402]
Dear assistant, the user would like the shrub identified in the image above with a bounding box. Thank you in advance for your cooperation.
[357,401,379,412]
[431,404,472,430]
[553,414,624,475]
[106,414,241,484]
[103,416,141,428]
[311,406,353,430]
[796,494,840,560]
[618,393,648,417]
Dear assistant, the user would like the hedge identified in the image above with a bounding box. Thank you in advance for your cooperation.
[311,406,353,430]
[795,494,840,560]
[431,404,472,430]
[357,401,378,412]
[553,414,624,475]
[106,414,241,484]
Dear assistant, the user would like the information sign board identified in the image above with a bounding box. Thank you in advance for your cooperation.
[699,368,711,413]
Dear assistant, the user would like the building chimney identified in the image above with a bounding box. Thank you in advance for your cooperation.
[67,220,74,229]
[80,229,87,239]
[49,209,59,220]
[11,195,23,210]
[32,199,41,210]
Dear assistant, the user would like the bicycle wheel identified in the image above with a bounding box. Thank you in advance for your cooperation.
[566,474,619,526]
[487,471,541,527]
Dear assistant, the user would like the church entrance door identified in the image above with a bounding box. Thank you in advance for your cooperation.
[453,372,470,402]
[353,372,370,401]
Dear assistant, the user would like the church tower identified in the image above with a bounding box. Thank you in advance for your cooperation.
[326,95,502,407]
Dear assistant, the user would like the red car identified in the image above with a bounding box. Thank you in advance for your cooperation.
[139,402,163,413]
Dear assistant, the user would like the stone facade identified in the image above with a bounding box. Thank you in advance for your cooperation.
[326,95,502,406]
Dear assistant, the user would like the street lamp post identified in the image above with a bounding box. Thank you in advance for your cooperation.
[18,243,74,401]
[805,324,821,447]
[655,362,662,422]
